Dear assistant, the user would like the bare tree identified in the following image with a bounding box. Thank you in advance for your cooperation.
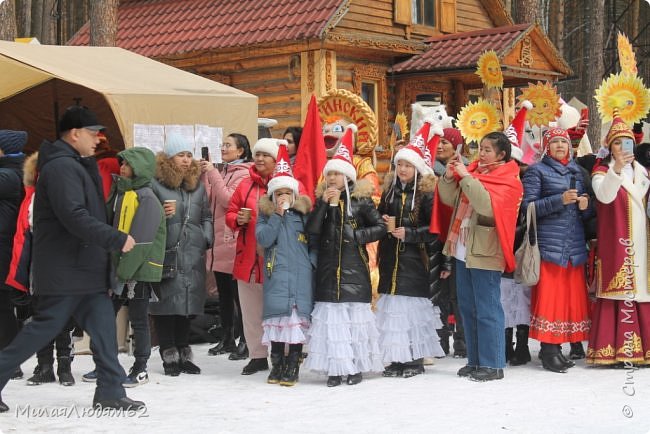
[585,0,605,149]
[512,0,540,24]
[548,0,564,54]
[15,0,31,37]
[39,0,56,44]
[90,0,119,46]
[0,0,18,41]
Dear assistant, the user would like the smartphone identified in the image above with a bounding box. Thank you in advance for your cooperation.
[580,108,589,120]
[622,138,635,154]
[569,175,576,190]
[201,146,210,161]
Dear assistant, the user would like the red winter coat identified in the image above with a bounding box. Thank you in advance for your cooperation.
[226,166,269,283]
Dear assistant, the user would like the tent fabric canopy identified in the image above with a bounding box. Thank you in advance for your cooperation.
[0,41,258,150]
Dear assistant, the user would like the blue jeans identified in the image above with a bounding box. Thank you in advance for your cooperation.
[455,260,505,369]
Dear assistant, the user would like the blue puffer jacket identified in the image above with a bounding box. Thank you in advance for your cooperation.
[521,156,593,267]
[256,194,316,320]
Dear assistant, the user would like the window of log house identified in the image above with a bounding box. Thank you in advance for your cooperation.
[361,82,377,112]
[412,0,435,27]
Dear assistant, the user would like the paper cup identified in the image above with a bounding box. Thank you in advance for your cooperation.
[164,200,176,218]
[387,216,396,232]
[240,207,252,223]
[329,190,341,206]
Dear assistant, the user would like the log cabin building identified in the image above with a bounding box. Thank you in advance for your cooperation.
[70,0,571,172]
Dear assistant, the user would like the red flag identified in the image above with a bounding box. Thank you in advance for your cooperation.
[294,94,327,203]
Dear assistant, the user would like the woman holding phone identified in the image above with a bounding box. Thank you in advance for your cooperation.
[587,116,650,366]
[200,134,253,359]
[521,127,592,374]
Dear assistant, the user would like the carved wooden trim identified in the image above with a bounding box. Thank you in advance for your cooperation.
[307,50,315,93]
[352,64,389,143]
[395,78,452,133]
[518,36,534,68]
[325,51,333,92]
[326,33,424,54]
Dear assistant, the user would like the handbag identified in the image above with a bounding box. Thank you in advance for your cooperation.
[161,196,191,280]
[514,202,540,286]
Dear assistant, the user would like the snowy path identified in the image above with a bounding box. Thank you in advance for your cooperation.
[1,341,649,433]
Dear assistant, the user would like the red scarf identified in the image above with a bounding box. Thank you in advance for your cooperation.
[430,160,523,272]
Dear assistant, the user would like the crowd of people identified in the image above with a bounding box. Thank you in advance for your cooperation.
[0,102,649,414]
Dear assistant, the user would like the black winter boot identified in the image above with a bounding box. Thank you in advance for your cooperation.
[161,347,181,376]
[540,343,568,373]
[57,357,75,386]
[382,362,404,377]
[510,325,531,366]
[27,364,56,385]
[569,342,586,360]
[436,327,450,356]
[452,331,467,358]
[179,346,201,374]
[279,351,301,386]
[267,353,284,384]
[10,367,23,380]
[228,339,249,361]
[505,328,514,363]
[403,359,425,378]
[208,327,237,356]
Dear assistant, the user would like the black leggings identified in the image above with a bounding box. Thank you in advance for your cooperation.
[152,315,191,351]
[214,272,244,339]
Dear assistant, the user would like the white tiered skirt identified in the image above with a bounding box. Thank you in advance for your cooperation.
[375,294,445,363]
[261,308,310,345]
[500,277,531,328]
[303,302,384,376]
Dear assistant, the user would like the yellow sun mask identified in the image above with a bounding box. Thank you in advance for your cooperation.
[476,51,503,89]
[457,99,501,143]
[518,82,562,127]
[617,32,638,77]
[595,73,650,125]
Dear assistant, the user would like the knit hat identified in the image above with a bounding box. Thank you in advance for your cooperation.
[267,141,299,196]
[252,137,280,160]
[164,133,194,157]
[542,127,571,154]
[605,113,634,147]
[442,128,464,149]
[0,130,27,155]
[504,100,532,162]
[322,124,357,183]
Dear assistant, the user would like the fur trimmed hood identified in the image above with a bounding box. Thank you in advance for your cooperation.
[315,178,375,200]
[155,152,201,191]
[258,194,312,216]
[23,152,39,187]
[382,172,437,194]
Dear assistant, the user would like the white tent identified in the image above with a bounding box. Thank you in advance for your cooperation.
[0,41,258,150]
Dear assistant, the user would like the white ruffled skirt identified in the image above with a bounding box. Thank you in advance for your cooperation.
[262,308,310,345]
[303,302,384,376]
[375,294,445,363]
[500,277,531,328]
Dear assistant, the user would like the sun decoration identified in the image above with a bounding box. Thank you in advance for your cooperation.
[595,73,650,124]
[617,32,638,76]
[394,113,408,141]
[457,99,501,143]
[517,82,562,127]
[476,50,503,89]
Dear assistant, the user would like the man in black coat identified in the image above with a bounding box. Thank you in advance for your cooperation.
[0,130,26,369]
[0,106,142,413]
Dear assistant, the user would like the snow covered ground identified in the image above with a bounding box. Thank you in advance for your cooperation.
[1,340,649,434]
